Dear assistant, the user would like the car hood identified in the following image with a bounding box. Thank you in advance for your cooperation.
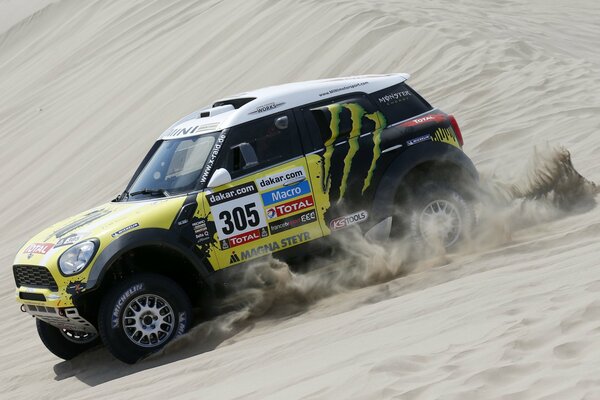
[13,197,186,267]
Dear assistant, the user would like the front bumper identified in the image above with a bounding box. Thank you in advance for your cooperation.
[21,304,97,334]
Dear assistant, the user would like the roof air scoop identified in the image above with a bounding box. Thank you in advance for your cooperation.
[200,104,235,118]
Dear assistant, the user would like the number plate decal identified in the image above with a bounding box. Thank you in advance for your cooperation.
[207,182,268,240]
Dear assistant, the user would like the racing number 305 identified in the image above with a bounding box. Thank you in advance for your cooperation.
[219,203,260,235]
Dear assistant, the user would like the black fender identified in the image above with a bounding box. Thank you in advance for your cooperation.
[369,142,478,226]
[83,228,214,292]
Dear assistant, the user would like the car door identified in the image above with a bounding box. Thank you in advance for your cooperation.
[298,95,386,234]
[200,110,325,269]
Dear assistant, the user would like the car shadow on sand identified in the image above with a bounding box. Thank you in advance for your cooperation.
[52,319,252,386]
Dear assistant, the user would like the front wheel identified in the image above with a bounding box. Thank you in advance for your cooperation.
[408,183,475,251]
[98,273,192,364]
[36,319,99,360]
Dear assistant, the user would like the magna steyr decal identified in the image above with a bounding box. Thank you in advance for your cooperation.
[229,232,311,264]
[321,103,387,199]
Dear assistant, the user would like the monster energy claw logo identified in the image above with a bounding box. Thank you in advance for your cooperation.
[321,103,387,201]
[431,127,460,148]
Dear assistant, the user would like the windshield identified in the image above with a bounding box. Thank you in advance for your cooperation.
[126,133,218,199]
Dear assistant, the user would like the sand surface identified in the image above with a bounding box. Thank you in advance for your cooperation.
[1,0,600,399]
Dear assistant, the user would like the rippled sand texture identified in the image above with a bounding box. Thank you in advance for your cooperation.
[1,1,600,399]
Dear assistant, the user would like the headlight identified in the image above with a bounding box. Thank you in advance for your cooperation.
[58,240,98,276]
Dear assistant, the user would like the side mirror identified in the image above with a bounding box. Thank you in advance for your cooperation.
[274,115,288,130]
[232,142,259,170]
[207,168,232,188]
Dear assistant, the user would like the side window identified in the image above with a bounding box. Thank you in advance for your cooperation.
[220,110,303,178]
[370,83,432,124]
[304,96,380,147]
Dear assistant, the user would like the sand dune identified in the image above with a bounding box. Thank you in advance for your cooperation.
[1,0,600,399]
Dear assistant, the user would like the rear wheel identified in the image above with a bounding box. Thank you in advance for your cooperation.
[36,319,99,360]
[98,273,192,364]
[409,183,475,251]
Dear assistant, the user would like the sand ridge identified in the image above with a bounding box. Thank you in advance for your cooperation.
[1,1,600,399]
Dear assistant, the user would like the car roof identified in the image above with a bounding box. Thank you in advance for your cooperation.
[159,73,410,140]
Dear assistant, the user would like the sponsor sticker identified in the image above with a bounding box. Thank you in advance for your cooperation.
[329,210,369,231]
[378,90,412,104]
[230,232,311,263]
[268,209,317,234]
[112,283,144,328]
[255,166,306,191]
[111,223,140,238]
[400,113,447,128]
[200,131,227,184]
[431,127,460,148]
[222,227,269,249]
[407,134,431,146]
[55,233,85,247]
[191,218,210,244]
[266,195,314,219]
[207,182,258,206]
[319,81,368,97]
[249,102,285,114]
[209,182,268,240]
[23,243,53,255]
[261,180,311,206]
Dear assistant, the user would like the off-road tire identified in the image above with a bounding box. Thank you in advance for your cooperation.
[98,273,192,364]
[36,319,99,360]
[408,182,475,251]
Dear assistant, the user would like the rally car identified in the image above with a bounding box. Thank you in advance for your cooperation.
[12,73,478,363]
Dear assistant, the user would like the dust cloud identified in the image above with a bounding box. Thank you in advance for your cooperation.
[158,145,598,359]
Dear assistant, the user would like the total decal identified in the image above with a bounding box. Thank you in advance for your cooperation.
[329,210,369,231]
[229,232,311,263]
[23,243,53,255]
[400,113,447,128]
[265,195,314,219]
[220,226,269,250]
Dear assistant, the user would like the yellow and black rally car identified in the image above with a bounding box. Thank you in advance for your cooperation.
[13,73,478,363]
